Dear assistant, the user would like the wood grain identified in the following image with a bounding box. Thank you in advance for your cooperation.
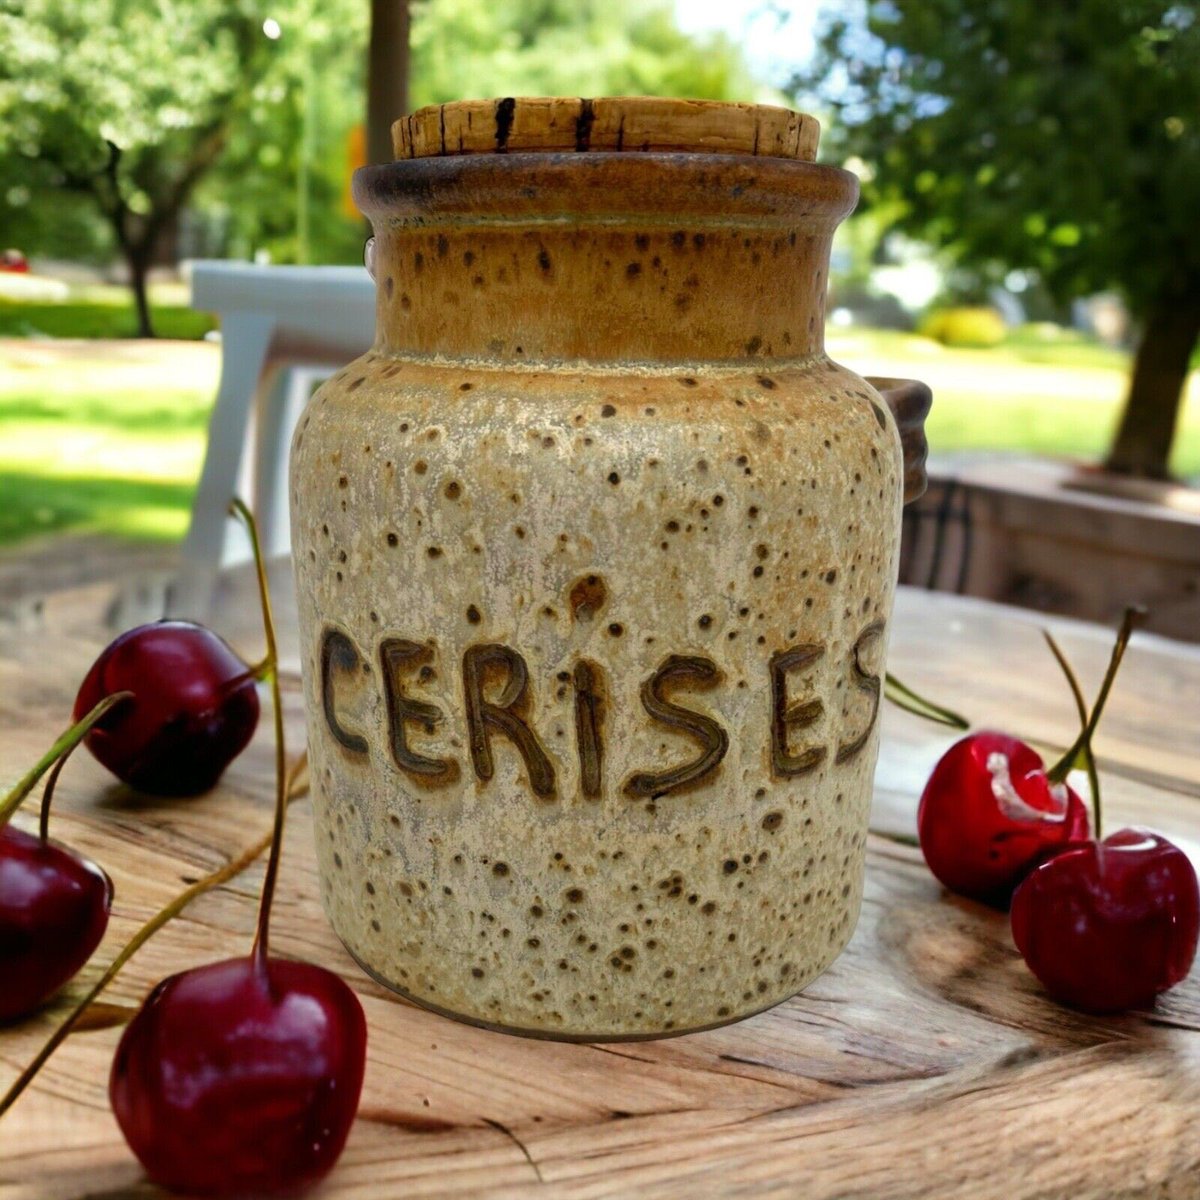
[2,579,1199,1198]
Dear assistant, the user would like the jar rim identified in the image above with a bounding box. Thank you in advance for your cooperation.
[354,151,858,229]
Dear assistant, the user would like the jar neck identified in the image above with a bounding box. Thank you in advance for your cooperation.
[357,154,858,367]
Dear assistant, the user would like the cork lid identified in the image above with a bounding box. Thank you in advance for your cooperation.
[393,97,819,162]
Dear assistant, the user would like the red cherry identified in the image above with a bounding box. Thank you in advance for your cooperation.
[110,956,366,1195]
[107,501,367,1194]
[1011,828,1200,1012]
[0,824,111,1022]
[917,609,1147,908]
[0,694,127,1023]
[74,621,260,796]
[918,731,1090,906]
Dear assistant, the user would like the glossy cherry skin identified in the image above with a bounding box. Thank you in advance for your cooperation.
[918,731,1090,907]
[111,955,367,1196]
[74,621,259,797]
[1011,827,1200,1013]
[0,824,112,1022]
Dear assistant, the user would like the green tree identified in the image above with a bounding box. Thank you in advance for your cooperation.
[0,0,289,336]
[408,0,755,107]
[795,0,1200,478]
[195,0,368,268]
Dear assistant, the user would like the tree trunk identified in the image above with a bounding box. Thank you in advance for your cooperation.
[127,247,155,338]
[367,0,411,166]
[1104,297,1200,479]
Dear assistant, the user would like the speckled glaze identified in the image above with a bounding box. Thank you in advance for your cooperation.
[290,99,924,1040]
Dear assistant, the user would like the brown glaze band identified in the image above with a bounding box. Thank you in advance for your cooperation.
[356,154,859,365]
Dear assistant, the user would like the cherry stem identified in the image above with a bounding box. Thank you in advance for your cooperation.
[230,498,286,974]
[247,656,274,683]
[0,753,309,1123]
[1046,606,1145,796]
[0,693,132,831]
[883,672,969,730]
[38,747,73,844]
[1041,630,1102,836]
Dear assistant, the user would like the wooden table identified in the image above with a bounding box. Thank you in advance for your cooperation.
[2,577,1199,1199]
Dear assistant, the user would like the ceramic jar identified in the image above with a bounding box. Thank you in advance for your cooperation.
[290,98,929,1040]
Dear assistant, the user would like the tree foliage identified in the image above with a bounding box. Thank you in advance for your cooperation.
[796,0,1199,311]
[794,0,1200,476]
[409,0,755,106]
[0,0,289,331]
[195,0,369,267]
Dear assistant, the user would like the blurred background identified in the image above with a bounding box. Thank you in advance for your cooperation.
[0,0,1197,633]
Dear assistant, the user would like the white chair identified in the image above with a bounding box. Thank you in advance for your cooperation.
[171,262,375,616]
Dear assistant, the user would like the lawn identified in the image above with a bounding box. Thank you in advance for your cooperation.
[836,328,1200,477]
[0,279,217,341]
[0,299,216,341]
[0,340,218,544]
[0,326,1196,549]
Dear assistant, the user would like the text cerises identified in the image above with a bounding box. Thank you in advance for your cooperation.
[319,621,885,800]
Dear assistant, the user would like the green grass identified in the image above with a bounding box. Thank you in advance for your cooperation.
[998,322,1132,370]
[0,343,218,545]
[0,298,216,341]
[827,327,1200,478]
[0,325,1196,551]
[0,278,215,341]
[0,471,199,543]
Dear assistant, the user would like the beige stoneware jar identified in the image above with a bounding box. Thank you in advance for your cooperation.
[290,97,930,1040]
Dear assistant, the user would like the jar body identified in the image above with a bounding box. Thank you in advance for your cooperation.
[291,352,901,1039]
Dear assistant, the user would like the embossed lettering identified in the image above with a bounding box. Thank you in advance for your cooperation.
[462,643,556,798]
[624,655,728,798]
[769,644,826,777]
[836,621,885,764]
[316,616,887,801]
[379,638,457,783]
[573,659,605,798]
[320,627,368,754]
